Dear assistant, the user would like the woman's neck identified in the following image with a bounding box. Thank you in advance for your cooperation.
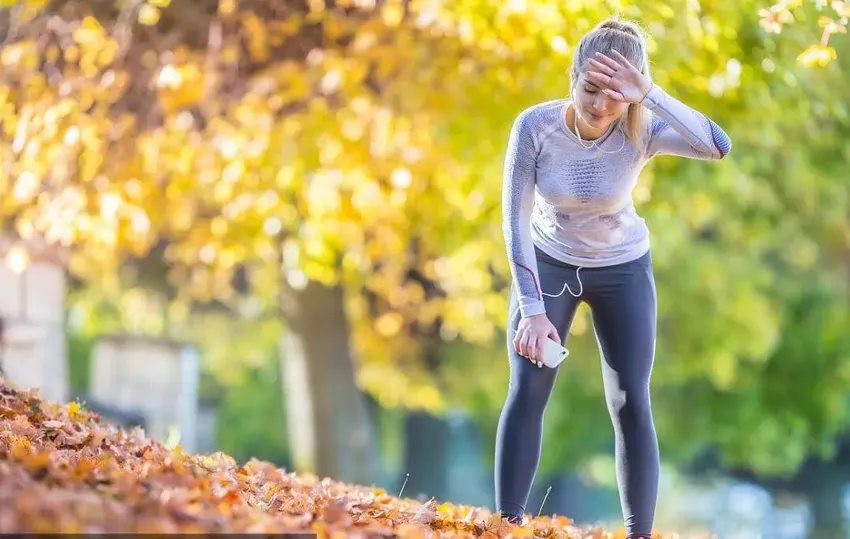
[566,103,608,141]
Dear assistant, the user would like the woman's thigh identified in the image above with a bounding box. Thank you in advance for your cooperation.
[583,252,657,392]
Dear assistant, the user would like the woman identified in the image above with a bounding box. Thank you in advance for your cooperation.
[494,17,731,539]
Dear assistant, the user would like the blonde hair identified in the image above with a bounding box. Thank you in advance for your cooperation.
[570,17,651,148]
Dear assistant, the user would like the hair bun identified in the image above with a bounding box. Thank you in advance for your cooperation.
[597,18,641,36]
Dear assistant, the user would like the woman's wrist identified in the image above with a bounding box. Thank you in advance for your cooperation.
[638,82,654,104]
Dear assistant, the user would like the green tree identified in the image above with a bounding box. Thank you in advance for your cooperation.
[439,2,850,531]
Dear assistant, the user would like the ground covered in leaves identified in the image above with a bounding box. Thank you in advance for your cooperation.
[0,379,685,537]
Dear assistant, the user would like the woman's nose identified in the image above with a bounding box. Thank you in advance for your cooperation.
[593,96,606,111]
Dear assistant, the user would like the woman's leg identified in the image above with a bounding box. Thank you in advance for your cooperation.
[494,249,581,521]
[585,252,659,538]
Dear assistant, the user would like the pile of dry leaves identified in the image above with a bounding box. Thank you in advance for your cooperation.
[0,379,674,537]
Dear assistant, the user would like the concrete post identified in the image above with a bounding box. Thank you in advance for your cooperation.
[0,238,69,403]
[90,335,200,451]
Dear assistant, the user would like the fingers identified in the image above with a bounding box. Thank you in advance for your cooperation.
[610,50,635,69]
[586,71,613,87]
[603,88,626,101]
[514,330,525,357]
[513,329,541,367]
[594,51,622,71]
[585,71,608,83]
[531,335,543,368]
[528,334,539,364]
[585,70,628,102]
[519,331,533,357]
[587,71,625,95]
[513,322,547,368]
[589,58,616,77]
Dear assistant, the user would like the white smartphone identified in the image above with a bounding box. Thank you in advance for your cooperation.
[540,338,569,368]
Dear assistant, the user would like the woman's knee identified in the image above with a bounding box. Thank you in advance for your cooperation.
[605,383,652,423]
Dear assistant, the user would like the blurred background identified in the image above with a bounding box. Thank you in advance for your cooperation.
[0,0,848,537]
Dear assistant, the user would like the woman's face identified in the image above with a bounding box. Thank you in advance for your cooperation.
[571,69,629,131]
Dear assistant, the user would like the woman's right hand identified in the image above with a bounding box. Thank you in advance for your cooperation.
[513,313,561,367]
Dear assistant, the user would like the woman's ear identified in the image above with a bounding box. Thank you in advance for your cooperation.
[568,69,579,93]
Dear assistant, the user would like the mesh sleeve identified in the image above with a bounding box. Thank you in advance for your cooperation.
[643,85,732,160]
[501,109,546,318]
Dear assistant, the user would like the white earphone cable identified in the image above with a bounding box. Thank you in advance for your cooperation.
[541,267,584,298]
[568,91,626,155]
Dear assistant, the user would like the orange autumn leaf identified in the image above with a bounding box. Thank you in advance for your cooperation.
[22,451,51,473]
[9,437,33,460]
[72,457,99,481]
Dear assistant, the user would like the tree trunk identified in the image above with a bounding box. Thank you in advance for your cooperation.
[402,409,451,501]
[278,278,375,485]
[807,475,848,539]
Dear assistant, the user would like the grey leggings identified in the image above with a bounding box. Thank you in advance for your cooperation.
[495,245,659,538]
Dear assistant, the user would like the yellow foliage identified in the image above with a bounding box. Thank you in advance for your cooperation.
[758,0,847,65]
[0,0,841,409]
[797,44,838,67]
[137,4,161,26]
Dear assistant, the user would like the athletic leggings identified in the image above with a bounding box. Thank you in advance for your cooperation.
[494,244,659,538]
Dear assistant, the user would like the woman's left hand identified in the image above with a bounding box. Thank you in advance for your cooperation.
[586,50,653,104]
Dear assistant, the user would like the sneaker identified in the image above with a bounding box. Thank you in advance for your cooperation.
[502,513,523,524]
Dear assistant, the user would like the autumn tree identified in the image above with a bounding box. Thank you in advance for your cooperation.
[0,0,539,486]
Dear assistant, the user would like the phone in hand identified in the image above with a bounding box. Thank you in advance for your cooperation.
[540,338,569,368]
